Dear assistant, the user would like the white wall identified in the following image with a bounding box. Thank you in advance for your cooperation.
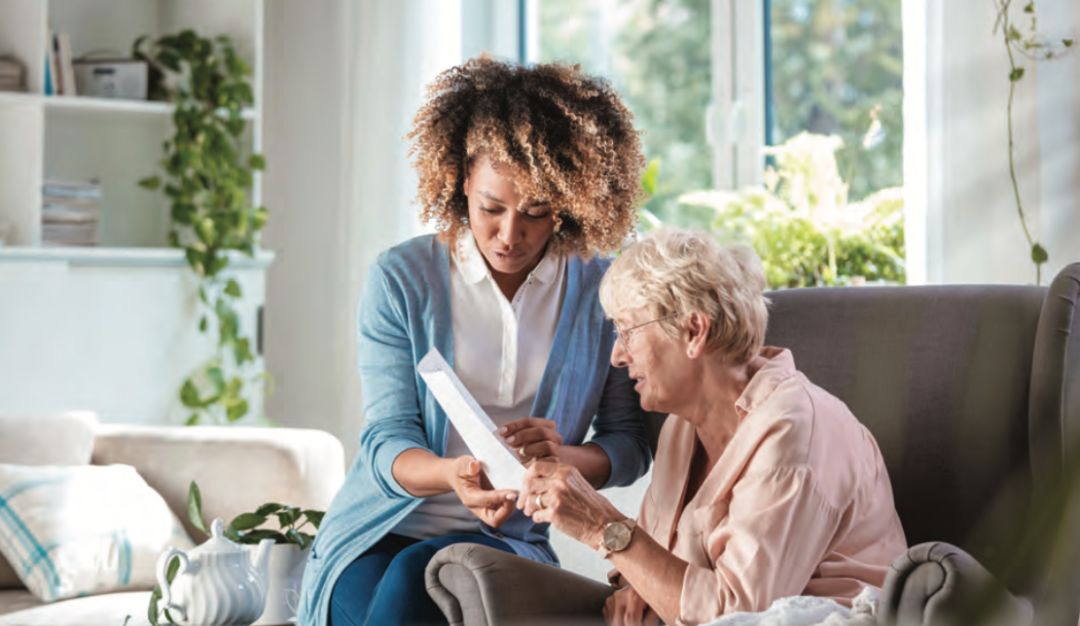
[262,0,460,459]
[911,0,1080,285]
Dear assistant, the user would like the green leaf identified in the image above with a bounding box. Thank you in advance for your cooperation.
[138,176,161,190]
[224,525,243,542]
[198,316,208,332]
[224,278,242,298]
[248,154,266,171]
[255,502,284,516]
[165,555,181,583]
[148,592,160,626]
[277,507,301,528]
[179,380,201,408]
[1031,243,1049,264]
[302,510,325,529]
[226,398,249,422]
[234,338,253,365]
[188,481,208,535]
[1010,67,1026,82]
[1007,24,1023,41]
[185,413,200,426]
[229,512,267,531]
[1064,39,1075,48]
[242,529,288,543]
[1023,2,1035,13]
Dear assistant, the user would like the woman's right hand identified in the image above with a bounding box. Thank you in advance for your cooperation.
[603,586,658,626]
[448,456,518,527]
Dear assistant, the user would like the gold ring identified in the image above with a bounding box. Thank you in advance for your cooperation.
[534,494,544,509]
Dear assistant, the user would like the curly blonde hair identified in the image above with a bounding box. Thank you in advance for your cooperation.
[599,229,771,364]
[406,56,645,254]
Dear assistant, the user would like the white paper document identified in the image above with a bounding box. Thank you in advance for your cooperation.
[417,347,527,491]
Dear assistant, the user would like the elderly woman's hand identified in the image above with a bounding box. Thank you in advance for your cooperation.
[499,417,563,463]
[604,586,659,626]
[517,459,624,546]
[449,456,517,527]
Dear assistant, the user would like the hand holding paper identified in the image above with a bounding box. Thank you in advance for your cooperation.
[417,348,527,491]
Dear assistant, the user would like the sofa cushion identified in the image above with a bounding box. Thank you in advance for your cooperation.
[0,412,99,590]
[0,589,152,625]
[0,463,192,602]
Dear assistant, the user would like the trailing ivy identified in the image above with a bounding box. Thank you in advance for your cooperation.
[993,0,1073,285]
[135,30,268,424]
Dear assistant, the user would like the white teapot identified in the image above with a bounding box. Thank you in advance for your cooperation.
[155,518,274,626]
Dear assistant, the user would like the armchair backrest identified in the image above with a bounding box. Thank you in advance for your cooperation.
[761,263,1080,580]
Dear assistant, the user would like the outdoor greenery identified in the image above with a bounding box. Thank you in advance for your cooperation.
[667,132,904,288]
[992,0,1073,285]
[770,0,903,201]
[134,30,268,424]
[536,0,905,284]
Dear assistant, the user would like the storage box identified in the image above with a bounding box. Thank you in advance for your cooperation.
[72,59,147,100]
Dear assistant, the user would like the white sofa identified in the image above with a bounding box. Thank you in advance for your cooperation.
[0,412,345,626]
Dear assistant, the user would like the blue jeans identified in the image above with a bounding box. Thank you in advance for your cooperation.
[328,533,512,626]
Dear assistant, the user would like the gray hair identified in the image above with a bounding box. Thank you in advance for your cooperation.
[599,228,770,363]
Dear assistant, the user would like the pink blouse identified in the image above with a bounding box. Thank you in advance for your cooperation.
[629,347,907,625]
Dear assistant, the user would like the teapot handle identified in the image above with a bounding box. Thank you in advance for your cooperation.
[155,547,191,622]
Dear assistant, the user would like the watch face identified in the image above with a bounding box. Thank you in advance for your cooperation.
[603,521,633,552]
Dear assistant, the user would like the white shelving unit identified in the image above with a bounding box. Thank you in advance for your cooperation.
[0,0,264,250]
[0,0,273,425]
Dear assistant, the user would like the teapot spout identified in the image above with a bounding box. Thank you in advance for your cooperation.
[253,538,275,580]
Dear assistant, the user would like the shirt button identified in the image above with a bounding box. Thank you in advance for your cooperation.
[494,531,505,539]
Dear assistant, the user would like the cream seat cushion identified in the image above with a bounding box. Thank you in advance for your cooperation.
[0,589,152,626]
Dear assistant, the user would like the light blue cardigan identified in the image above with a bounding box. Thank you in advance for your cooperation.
[297,234,652,626]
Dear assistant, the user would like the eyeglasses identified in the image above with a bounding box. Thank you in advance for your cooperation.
[612,314,677,345]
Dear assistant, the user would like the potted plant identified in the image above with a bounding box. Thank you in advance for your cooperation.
[149,482,323,626]
[134,29,269,425]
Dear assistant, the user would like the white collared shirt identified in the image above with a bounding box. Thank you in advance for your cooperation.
[392,232,566,539]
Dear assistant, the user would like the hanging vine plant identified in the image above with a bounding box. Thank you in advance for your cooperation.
[135,30,268,424]
[992,0,1073,285]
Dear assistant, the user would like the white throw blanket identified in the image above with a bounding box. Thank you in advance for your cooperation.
[700,587,880,626]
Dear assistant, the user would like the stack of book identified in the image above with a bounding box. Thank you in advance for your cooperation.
[0,56,24,92]
[42,179,101,246]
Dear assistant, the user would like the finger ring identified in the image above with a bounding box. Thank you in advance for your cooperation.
[534,494,544,509]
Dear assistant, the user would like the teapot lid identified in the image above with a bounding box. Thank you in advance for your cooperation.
[190,518,245,556]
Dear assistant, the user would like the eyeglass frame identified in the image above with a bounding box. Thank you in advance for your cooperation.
[612,314,678,345]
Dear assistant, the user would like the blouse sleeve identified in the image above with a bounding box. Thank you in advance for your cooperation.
[355,259,429,500]
[678,465,843,624]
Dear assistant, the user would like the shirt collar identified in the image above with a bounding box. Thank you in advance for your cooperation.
[734,346,798,419]
[455,231,561,286]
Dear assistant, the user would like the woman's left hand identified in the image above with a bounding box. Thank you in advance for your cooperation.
[499,417,563,463]
[517,459,624,546]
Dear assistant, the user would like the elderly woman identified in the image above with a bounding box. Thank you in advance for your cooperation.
[519,229,908,626]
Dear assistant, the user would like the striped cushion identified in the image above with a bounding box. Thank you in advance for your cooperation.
[0,464,193,602]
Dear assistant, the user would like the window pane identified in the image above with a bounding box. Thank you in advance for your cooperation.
[767,0,903,199]
[532,0,712,221]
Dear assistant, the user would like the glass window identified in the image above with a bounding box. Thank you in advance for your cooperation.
[529,0,712,223]
[766,0,903,200]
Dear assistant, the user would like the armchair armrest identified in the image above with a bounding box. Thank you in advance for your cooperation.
[879,542,1033,626]
[425,543,612,626]
[91,424,345,540]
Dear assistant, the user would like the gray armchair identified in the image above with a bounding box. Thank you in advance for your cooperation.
[425,263,1080,626]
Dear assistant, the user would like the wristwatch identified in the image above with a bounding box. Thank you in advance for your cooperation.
[597,518,636,558]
